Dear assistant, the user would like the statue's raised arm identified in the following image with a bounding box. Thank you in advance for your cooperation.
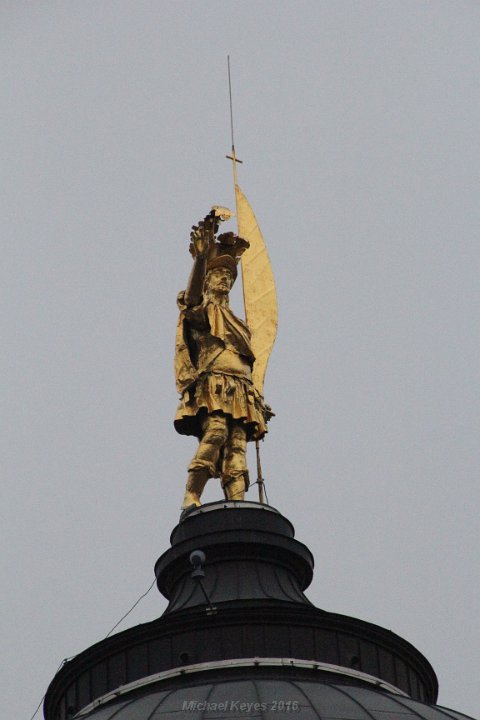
[184,214,216,307]
[174,208,273,513]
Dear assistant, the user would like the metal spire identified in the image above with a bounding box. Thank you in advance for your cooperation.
[225,56,266,505]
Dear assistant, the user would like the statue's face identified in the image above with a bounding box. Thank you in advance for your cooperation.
[205,267,234,294]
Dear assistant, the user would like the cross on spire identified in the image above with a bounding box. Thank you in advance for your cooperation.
[226,146,243,186]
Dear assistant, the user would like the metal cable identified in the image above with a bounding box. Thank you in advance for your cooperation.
[28,577,157,719]
[104,577,157,638]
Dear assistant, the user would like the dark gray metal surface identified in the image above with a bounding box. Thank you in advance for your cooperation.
[76,677,477,720]
[155,502,314,611]
[44,506,441,719]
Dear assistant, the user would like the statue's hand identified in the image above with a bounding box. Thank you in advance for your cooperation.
[190,225,208,257]
[190,215,215,258]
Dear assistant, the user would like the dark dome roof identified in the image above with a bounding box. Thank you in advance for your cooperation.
[44,505,474,720]
[77,675,476,720]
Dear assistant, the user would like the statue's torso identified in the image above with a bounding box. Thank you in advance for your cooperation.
[175,294,269,442]
[187,300,254,379]
[194,333,251,379]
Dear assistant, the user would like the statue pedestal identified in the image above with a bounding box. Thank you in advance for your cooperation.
[155,500,314,612]
[44,502,439,719]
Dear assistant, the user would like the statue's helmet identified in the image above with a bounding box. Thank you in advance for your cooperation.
[204,232,250,282]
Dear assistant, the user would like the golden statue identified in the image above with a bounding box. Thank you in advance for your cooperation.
[175,192,277,510]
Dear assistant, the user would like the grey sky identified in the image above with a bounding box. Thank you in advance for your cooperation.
[2,2,479,717]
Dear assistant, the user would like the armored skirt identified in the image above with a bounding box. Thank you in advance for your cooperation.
[175,369,268,441]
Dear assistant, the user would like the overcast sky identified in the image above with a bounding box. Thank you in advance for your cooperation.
[2,2,480,718]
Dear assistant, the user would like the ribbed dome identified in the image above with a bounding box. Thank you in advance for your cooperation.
[76,674,476,720]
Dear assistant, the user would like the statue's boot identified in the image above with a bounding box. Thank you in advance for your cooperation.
[181,469,208,509]
[222,473,247,502]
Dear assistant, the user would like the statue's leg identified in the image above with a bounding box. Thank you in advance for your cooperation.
[222,421,249,502]
[181,468,209,509]
[181,413,228,508]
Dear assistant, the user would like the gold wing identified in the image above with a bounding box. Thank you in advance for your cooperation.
[236,184,278,396]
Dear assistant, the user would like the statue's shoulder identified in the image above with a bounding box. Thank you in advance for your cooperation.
[177,292,209,329]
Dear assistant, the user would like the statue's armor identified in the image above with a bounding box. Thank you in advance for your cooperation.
[174,293,268,443]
